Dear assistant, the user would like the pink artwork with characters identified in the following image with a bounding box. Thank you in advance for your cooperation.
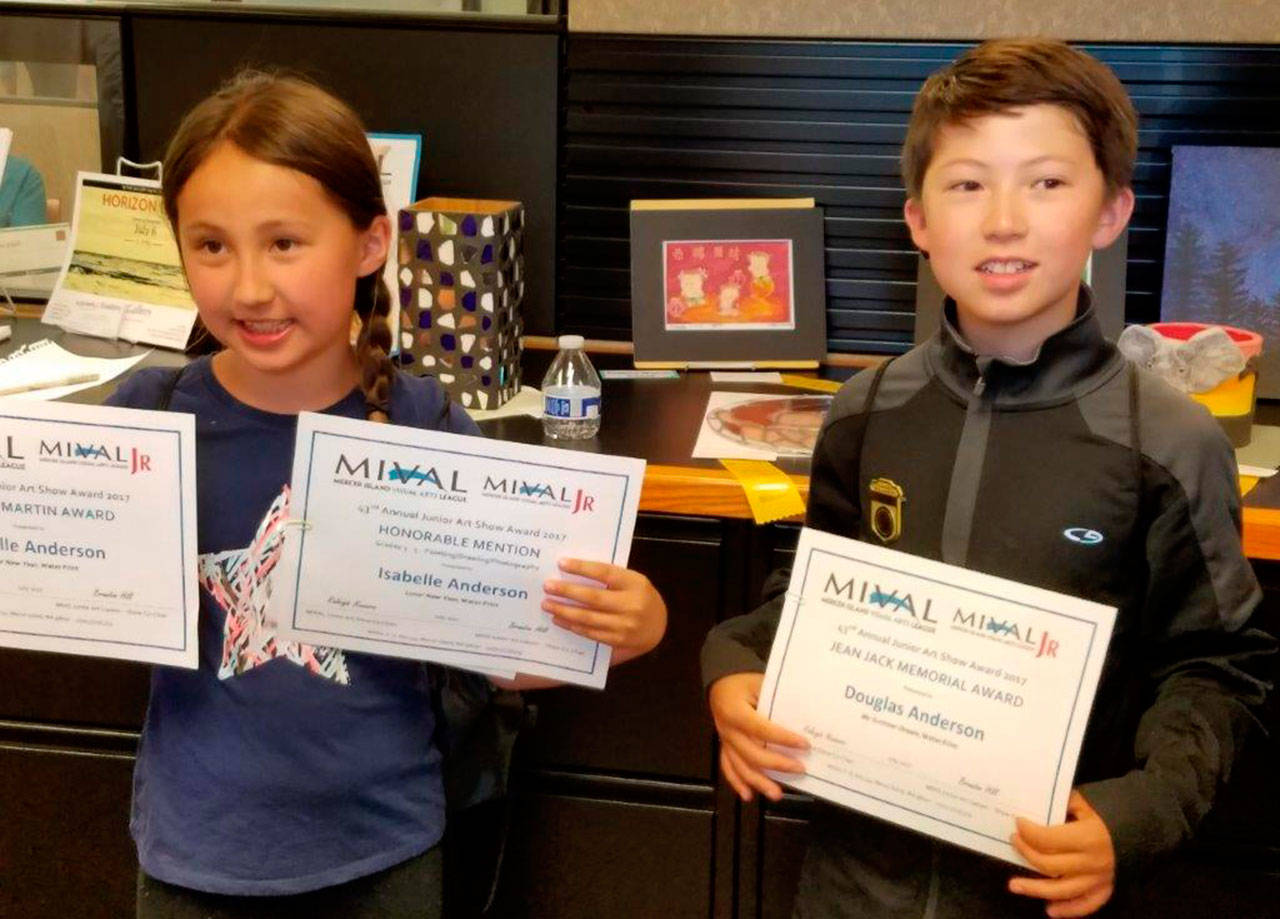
[663,239,795,331]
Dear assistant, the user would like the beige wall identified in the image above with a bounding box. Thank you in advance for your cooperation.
[570,0,1280,43]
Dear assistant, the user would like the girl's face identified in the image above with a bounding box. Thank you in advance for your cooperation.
[175,141,389,408]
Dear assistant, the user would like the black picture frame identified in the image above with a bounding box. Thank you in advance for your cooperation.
[629,205,827,367]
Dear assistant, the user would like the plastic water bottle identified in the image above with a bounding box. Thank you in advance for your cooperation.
[541,334,602,440]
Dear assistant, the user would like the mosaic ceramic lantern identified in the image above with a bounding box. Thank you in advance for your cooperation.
[395,197,526,410]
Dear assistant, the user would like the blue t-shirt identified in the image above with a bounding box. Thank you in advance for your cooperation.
[109,357,480,895]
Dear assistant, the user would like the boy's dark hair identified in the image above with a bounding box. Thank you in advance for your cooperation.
[902,38,1138,199]
[161,70,396,423]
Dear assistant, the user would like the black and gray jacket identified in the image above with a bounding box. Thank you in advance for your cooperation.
[702,291,1274,915]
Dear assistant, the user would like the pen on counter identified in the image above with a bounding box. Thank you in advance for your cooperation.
[0,372,101,397]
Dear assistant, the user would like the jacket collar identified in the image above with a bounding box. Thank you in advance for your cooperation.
[925,285,1126,407]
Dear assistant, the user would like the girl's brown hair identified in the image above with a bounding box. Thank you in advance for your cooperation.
[161,70,395,422]
[901,39,1138,200]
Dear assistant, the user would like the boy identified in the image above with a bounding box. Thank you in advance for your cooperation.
[702,39,1274,919]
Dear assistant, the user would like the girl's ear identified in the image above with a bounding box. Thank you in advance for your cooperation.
[1092,187,1135,250]
[357,214,392,276]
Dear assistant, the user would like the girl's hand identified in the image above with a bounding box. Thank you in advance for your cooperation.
[708,672,808,802]
[542,558,667,665]
[1009,790,1116,917]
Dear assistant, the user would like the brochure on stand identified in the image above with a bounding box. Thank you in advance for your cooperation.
[42,172,197,349]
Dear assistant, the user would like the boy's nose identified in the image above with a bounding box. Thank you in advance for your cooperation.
[981,188,1028,240]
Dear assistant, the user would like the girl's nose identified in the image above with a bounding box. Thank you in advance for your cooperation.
[232,257,273,308]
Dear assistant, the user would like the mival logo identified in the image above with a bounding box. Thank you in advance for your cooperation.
[36,438,153,474]
[1063,527,1104,546]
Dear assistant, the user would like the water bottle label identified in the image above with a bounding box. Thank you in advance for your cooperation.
[544,391,601,419]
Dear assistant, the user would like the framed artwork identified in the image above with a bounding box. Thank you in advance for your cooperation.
[630,200,827,367]
[1161,146,1280,396]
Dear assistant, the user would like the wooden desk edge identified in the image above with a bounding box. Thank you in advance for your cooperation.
[640,464,809,520]
[1243,507,1280,561]
[644,465,1280,563]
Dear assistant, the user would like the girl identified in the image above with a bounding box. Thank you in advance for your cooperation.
[109,71,667,918]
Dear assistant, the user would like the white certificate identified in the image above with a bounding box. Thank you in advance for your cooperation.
[0,398,198,668]
[274,412,646,688]
[759,527,1116,865]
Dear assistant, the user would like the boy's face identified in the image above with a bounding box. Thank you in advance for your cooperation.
[904,105,1134,359]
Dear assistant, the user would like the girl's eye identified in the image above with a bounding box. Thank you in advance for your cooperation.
[274,238,298,253]
[1036,177,1066,190]
[197,240,224,256]
[949,180,981,192]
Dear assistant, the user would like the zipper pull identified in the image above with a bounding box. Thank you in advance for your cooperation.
[973,357,991,398]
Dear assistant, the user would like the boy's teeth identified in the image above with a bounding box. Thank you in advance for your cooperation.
[981,260,1032,274]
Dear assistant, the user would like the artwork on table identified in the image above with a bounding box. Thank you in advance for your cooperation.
[691,391,832,461]
[630,199,827,368]
[1162,146,1280,396]
[396,196,525,410]
[662,239,794,332]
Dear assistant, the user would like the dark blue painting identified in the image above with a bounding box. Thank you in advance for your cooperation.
[1163,146,1280,334]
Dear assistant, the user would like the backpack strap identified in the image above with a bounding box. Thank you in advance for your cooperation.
[861,357,893,415]
[154,366,187,411]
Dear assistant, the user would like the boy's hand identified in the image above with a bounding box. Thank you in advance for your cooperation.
[542,558,666,665]
[1009,790,1116,918]
[708,672,809,802]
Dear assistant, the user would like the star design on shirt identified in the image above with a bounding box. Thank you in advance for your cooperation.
[198,486,350,685]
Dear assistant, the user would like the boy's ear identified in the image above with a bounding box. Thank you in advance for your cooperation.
[903,197,930,254]
[357,214,392,276]
[1091,187,1135,250]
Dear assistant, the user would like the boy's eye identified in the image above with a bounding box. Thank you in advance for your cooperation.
[948,180,982,192]
[273,238,299,253]
[1036,177,1066,190]
[196,240,224,256]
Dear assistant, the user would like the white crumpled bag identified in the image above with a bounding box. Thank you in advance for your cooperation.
[1117,324,1247,393]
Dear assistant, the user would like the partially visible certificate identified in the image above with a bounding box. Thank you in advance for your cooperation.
[0,399,198,667]
[759,527,1116,865]
[274,412,646,688]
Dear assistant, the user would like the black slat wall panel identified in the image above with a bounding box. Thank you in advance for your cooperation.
[559,37,1280,354]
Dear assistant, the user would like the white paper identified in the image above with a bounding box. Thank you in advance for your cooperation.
[709,371,783,384]
[0,128,10,189]
[42,172,197,349]
[273,413,646,688]
[759,527,1116,865]
[0,339,149,401]
[0,398,199,667]
[0,223,70,298]
[465,385,543,421]
[368,133,422,352]
[1237,463,1276,478]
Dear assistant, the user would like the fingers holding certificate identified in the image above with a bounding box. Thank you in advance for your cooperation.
[272,412,646,688]
[757,527,1116,866]
[0,398,198,667]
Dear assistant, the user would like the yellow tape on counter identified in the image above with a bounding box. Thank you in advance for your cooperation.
[718,459,806,524]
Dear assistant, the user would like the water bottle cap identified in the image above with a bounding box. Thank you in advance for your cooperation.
[558,334,585,350]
